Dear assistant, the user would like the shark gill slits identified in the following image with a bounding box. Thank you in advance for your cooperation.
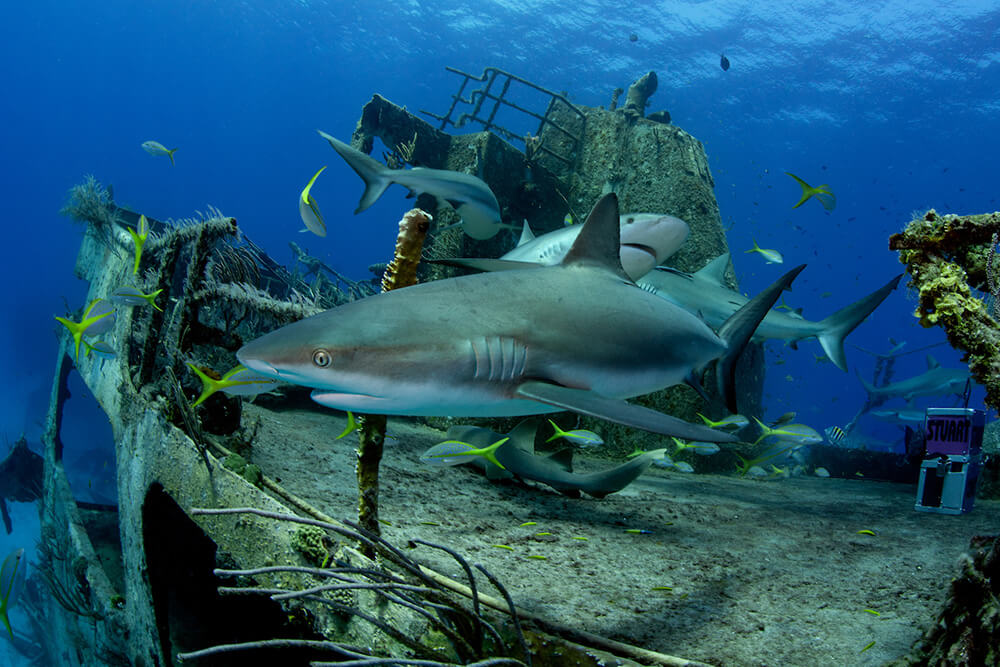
[312,349,332,367]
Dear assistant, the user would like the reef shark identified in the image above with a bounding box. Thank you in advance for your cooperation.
[442,213,689,281]
[636,253,901,371]
[426,419,665,498]
[859,356,970,401]
[318,130,503,240]
[238,193,803,443]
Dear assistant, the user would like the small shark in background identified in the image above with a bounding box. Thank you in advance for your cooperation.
[239,193,803,442]
[0,437,43,534]
[637,253,901,371]
[869,407,927,425]
[442,213,689,281]
[318,130,503,240]
[422,419,666,498]
[859,356,970,401]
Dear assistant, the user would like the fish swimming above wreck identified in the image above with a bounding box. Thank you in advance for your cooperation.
[637,253,901,371]
[238,193,804,442]
[421,419,666,498]
[318,130,504,240]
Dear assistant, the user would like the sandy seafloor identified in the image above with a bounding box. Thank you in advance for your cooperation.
[242,401,1000,667]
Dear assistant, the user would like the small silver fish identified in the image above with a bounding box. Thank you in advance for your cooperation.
[83,299,116,336]
[814,467,831,478]
[545,420,604,447]
[141,140,178,165]
[299,166,327,237]
[745,239,783,264]
[111,287,163,311]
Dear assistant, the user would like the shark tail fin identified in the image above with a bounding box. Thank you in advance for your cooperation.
[317,130,391,213]
[816,274,902,371]
[715,265,806,413]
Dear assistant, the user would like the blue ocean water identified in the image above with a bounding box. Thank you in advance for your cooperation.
[1,0,998,660]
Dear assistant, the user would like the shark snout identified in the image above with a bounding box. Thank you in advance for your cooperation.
[620,214,690,267]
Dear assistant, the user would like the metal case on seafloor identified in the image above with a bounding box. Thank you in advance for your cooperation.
[914,408,985,515]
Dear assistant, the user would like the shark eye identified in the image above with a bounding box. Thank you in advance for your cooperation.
[312,349,332,368]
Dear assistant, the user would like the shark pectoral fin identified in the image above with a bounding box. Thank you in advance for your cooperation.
[428,258,543,273]
[515,381,737,443]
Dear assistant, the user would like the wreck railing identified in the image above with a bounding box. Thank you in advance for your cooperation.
[420,66,586,168]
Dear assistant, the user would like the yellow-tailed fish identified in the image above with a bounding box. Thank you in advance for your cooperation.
[671,437,720,456]
[299,166,328,237]
[785,172,836,211]
[419,437,510,470]
[336,411,358,440]
[697,413,749,429]
[752,418,822,446]
[527,555,547,560]
[519,521,537,527]
[745,239,784,264]
[860,640,875,653]
[141,140,178,165]
[857,529,876,536]
[186,363,280,408]
[492,544,514,551]
[111,286,164,311]
[127,214,150,275]
[864,609,880,616]
[545,419,604,447]
[0,548,26,639]
[55,299,116,360]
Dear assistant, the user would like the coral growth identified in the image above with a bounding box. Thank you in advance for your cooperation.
[889,210,1000,410]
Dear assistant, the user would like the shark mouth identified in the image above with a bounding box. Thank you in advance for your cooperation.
[623,243,658,259]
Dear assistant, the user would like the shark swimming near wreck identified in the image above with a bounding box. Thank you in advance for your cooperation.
[318,130,504,240]
[441,213,690,281]
[238,193,803,442]
[859,355,970,401]
[636,253,901,371]
[421,419,666,498]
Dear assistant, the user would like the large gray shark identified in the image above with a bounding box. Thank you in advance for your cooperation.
[427,419,665,498]
[859,356,970,401]
[318,130,503,240]
[636,253,901,371]
[498,214,689,281]
[238,194,803,443]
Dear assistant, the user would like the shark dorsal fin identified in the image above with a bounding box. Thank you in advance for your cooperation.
[696,253,731,285]
[507,418,541,452]
[926,355,940,370]
[547,448,575,472]
[517,220,535,247]
[561,193,628,278]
